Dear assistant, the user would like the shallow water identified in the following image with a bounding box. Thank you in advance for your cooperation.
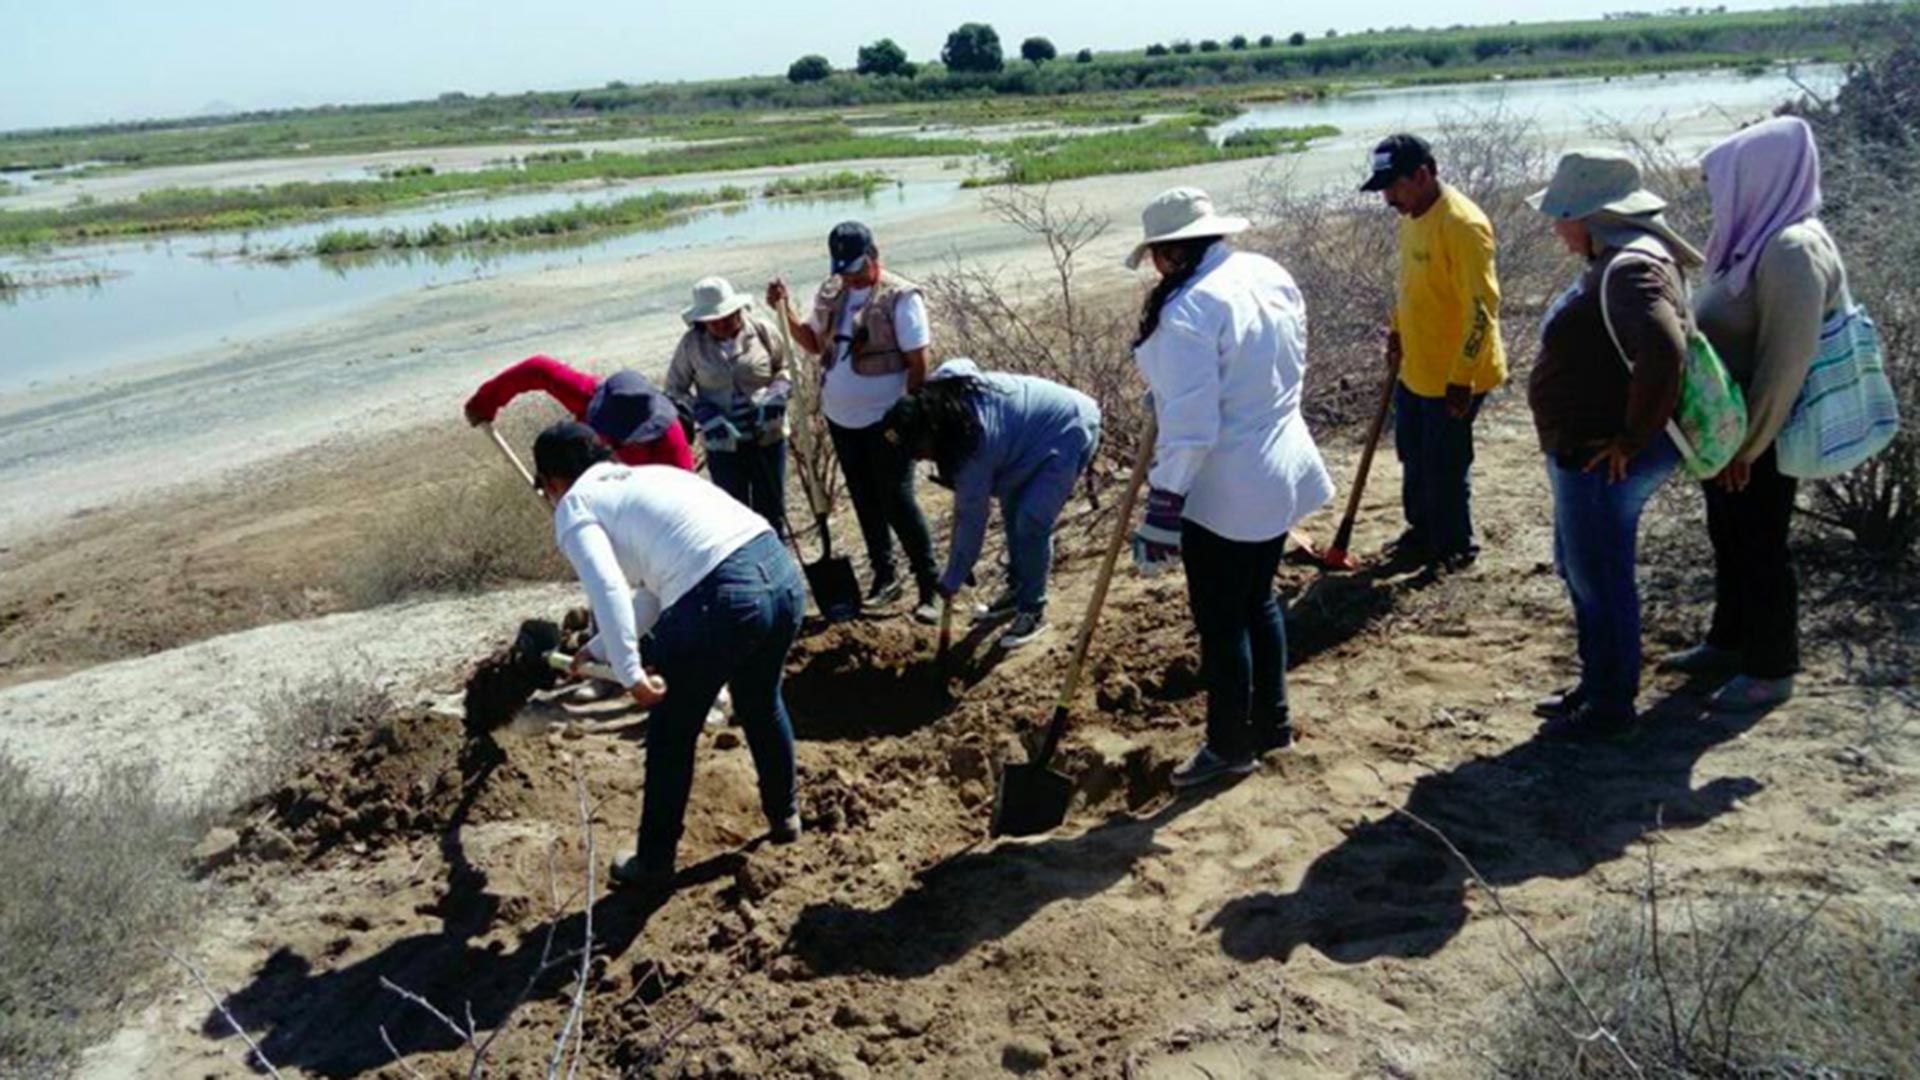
[0,180,959,393]
[1211,65,1841,143]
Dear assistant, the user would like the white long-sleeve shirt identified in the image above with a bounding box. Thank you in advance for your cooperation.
[551,462,772,686]
[1132,244,1335,543]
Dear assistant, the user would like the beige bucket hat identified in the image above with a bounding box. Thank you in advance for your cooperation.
[1124,187,1251,269]
[681,276,753,325]
[1528,150,1668,220]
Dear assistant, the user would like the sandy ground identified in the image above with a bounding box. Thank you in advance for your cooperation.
[65,408,1920,1078]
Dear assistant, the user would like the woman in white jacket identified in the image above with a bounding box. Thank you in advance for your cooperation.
[1127,187,1336,788]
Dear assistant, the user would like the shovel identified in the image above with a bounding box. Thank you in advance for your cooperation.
[1318,362,1398,572]
[991,418,1156,838]
[481,422,551,506]
[771,289,861,621]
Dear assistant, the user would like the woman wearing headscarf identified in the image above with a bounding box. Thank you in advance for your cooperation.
[1527,150,1701,739]
[1661,117,1847,712]
[882,359,1101,650]
[1127,187,1335,787]
[664,276,793,533]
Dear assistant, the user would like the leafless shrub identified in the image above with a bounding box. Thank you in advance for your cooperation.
[235,660,394,799]
[0,752,210,1076]
[924,184,1148,475]
[1245,103,1565,432]
[1480,849,1919,1077]
[1798,35,1920,557]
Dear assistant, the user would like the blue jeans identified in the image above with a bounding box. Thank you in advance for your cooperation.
[1182,521,1289,761]
[1395,384,1486,558]
[1547,436,1680,720]
[635,532,804,873]
[1002,426,1099,613]
[706,440,789,537]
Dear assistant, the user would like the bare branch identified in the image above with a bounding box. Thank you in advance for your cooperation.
[1391,808,1645,1079]
[551,756,597,1080]
[161,943,284,1079]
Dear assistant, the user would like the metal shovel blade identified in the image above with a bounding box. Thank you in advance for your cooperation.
[990,761,1074,838]
[804,556,861,621]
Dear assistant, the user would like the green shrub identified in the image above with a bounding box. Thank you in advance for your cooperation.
[1021,37,1057,65]
[787,55,832,84]
[943,22,1004,73]
[856,38,911,77]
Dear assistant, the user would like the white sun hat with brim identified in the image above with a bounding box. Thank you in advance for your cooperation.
[681,276,754,325]
[1124,187,1251,270]
[1527,150,1668,220]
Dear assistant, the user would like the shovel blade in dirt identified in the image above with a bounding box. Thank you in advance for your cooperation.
[991,760,1075,838]
[990,702,1076,837]
[804,516,862,622]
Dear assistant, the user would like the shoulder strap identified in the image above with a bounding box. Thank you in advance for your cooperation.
[1598,240,1670,373]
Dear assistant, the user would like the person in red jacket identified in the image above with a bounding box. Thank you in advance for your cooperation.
[464,355,694,470]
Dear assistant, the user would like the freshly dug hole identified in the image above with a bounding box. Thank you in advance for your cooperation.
[783,619,956,740]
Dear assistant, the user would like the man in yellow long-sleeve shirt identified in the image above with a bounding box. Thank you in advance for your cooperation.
[1362,134,1507,569]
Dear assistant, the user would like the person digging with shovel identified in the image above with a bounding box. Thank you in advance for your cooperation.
[532,422,806,893]
[465,356,695,471]
[883,358,1101,651]
[1127,187,1335,788]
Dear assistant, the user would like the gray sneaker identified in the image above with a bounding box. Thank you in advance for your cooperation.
[997,610,1049,649]
[1658,643,1741,675]
[972,589,1019,625]
[1170,744,1256,789]
[1709,675,1793,713]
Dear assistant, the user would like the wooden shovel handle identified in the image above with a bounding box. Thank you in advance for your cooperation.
[482,422,548,505]
[1054,416,1157,715]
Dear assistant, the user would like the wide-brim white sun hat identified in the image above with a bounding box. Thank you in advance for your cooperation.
[1124,187,1251,269]
[681,276,753,325]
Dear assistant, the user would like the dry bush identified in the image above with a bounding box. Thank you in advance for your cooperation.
[1797,34,1920,556]
[1481,891,1920,1077]
[233,660,395,800]
[342,426,570,608]
[924,184,1149,477]
[0,753,210,1076]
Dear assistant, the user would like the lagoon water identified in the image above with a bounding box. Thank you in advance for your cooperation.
[0,181,960,394]
[0,66,1841,394]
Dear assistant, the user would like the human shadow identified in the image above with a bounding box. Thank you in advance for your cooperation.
[204,737,729,1077]
[1281,555,1430,669]
[1208,696,1764,965]
[786,787,1224,979]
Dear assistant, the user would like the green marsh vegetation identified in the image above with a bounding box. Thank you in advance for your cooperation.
[306,170,891,256]
[964,118,1337,186]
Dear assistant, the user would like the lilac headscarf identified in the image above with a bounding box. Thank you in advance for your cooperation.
[1700,116,1822,296]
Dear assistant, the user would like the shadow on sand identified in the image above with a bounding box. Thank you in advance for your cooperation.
[1207,693,1764,964]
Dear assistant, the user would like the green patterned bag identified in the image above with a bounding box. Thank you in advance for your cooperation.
[1601,249,1747,480]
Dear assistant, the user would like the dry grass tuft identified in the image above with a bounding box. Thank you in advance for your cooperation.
[0,754,211,1076]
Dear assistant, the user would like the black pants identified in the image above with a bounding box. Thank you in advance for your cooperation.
[1182,521,1290,761]
[1703,448,1800,678]
[828,419,935,590]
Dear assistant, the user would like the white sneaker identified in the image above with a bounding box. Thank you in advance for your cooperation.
[972,590,1019,625]
[997,611,1049,649]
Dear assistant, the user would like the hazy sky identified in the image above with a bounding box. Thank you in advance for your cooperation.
[1,0,1794,133]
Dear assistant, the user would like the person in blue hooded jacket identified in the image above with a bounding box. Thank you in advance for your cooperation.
[883,359,1101,649]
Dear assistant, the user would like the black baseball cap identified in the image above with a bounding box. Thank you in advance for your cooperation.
[533,421,610,483]
[828,220,875,275]
[1359,134,1436,192]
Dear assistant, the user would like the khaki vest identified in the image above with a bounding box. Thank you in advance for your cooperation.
[816,271,923,377]
[665,315,788,443]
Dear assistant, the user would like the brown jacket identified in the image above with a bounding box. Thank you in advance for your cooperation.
[813,271,923,376]
[1529,240,1689,461]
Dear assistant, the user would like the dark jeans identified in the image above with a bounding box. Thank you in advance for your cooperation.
[706,440,789,538]
[1395,384,1487,559]
[1182,521,1290,761]
[828,419,936,589]
[1704,448,1800,678]
[635,532,804,874]
[1547,436,1680,720]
